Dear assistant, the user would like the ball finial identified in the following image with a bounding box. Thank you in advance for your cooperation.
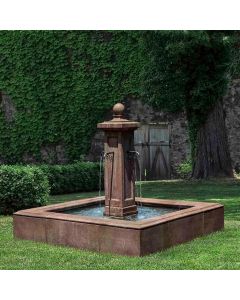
[113,103,125,118]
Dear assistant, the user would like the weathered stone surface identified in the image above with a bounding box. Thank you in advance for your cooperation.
[88,98,190,176]
[88,79,240,176]
[40,143,69,164]
[0,91,16,123]
[22,152,37,164]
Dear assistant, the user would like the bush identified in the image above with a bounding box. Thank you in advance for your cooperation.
[176,159,192,179]
[40,162,100,195]
[0,165,49,215]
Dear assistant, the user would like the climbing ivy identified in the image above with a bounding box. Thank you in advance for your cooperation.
[0,31,238,164]
[0,31,144,163]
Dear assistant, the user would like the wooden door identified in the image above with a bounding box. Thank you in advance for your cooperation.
[134,123,170,180]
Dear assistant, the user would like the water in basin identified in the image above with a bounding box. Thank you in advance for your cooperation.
[63,205,181,221]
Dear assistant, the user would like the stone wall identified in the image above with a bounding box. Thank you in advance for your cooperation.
[88,79,240,176]
[1,79,240,171]
[0,91,16,123]
[87,98,191,176]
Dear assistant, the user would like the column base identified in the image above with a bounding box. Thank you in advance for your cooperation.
[104,204,138,218]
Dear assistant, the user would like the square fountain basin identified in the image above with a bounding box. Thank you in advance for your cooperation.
[13,197,224,256]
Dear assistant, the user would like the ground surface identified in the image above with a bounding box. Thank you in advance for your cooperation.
[0,179,240,270]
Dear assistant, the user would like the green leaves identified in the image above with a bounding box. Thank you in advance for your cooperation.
[0,162,100,214]
[0,165,49,215]
[0,30,237,164]
[141,30,235,157]
[0,31,145,163]
[40,162,100,194]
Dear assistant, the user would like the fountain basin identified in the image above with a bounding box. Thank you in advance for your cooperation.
[13,197,224,256]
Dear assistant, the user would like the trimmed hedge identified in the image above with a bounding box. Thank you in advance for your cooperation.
[0,165,49,215]
[0,162,100,215]
[40,162,100,195]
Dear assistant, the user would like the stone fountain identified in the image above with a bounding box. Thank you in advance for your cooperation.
[14,103,224,256]
[98,102,139,217]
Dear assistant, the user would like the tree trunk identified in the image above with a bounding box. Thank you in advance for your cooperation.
[192,100,233,179]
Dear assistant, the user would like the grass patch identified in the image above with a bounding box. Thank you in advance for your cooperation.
[0,179,240,269]
[49,179,240,221]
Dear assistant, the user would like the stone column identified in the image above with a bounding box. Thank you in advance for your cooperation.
[97,103,140,217]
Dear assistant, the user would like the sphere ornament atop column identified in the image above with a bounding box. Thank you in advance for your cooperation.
[113,103,125,118]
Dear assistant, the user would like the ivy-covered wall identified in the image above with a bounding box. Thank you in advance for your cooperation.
[0,31,144,163]
[0,31,238,166]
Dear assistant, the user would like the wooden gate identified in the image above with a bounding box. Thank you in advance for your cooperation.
[134,123,170,180]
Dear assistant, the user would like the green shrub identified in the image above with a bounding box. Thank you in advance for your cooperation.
[176,159,192,179]
[40,162,100,195]
[0,165,49,215]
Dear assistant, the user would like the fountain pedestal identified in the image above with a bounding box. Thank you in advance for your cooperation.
[97,103,140,217]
